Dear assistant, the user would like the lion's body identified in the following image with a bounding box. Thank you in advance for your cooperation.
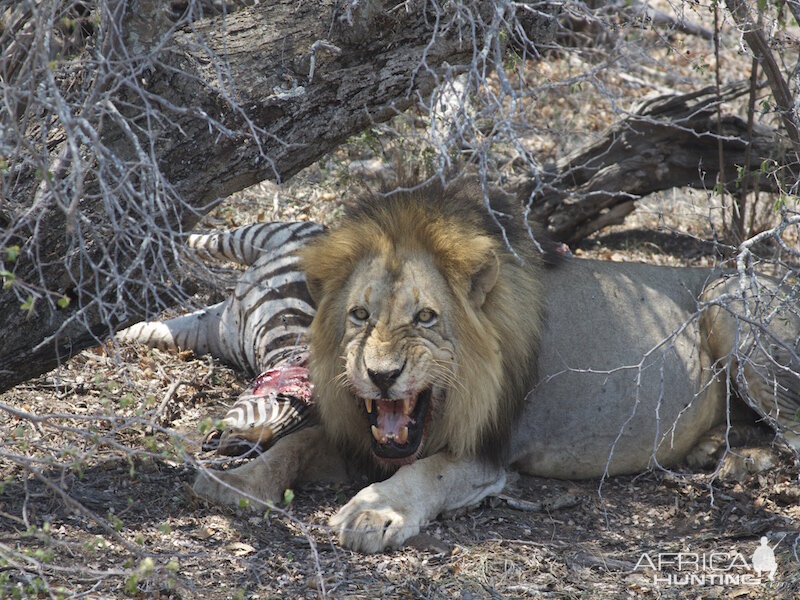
[512,259,724,478]
[188,180,800,553]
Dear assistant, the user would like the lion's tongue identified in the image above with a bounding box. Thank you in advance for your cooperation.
[372,399,413,445]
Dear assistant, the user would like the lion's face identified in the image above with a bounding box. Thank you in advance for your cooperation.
[340,253,457,464]
[300,180,546,471]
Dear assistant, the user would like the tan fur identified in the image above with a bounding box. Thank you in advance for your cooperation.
[193,426,348,508]
[192,180,800,554]
[300,179,544,467]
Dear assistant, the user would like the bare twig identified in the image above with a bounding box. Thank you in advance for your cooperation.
[725,0,800,162]
[713,1,728,235]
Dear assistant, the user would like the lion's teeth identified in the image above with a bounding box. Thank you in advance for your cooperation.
[364,398,373,414]
[402,397,413,415]
[371,425,385,444]
[396,427,408,445]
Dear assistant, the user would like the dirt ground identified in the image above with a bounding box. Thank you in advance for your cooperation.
[3,3,800,598]
[2,332,799,599]
[3,181,799,598]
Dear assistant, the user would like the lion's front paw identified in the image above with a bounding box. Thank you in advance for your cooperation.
[330,486,424,553]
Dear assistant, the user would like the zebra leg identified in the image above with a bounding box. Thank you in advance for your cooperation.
[119,223,322,375]
[115,301,238,367]
[192,425,347,509]
[188,221,324,266]
[202,363,313,456]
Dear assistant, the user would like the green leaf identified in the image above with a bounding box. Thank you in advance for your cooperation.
[124,574,139,596]
[35,168,53,181]
[59,16,76,32]
[1,270,14,289]
[137,557,155,576]
[20,295,34,312]
[283,488,295,506]
[4,245,18,261]
[57,295,70,309]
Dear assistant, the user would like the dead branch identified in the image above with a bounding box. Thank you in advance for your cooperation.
[514,83,786,243]
[724,0,800,162]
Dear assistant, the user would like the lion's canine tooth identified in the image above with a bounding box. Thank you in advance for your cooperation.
[371,425,385,443]
[397,426,409,445]
[402,397,413,415]
[364,398,373,414]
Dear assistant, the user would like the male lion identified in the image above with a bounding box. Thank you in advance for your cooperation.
[193,178,800,553]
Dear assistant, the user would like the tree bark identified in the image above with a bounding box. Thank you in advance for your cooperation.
[514,83,786,243]
[0,1,554,392]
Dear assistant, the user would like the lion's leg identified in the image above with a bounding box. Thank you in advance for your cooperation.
[193,425,347,509]
[701,280,800,452]
[331,453,506,553]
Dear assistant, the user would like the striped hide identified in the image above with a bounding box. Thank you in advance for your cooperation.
[117,222,323,455]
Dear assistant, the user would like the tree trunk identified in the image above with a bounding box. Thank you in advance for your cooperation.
[0,1,554,392]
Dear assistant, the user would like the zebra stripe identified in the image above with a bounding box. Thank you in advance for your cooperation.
[220,391,310,431]
[204,393,313,456]
[236,297,316,372]
[119,221,323,456]
[117,222,322,375]
[234,256,306,305]
[115,303,227,357]
[187,221,322,266]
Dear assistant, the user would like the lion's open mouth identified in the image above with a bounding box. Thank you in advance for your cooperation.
[363,389,432,461]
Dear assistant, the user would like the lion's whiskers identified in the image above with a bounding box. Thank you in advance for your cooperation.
[428,360,467,396]
[332,373,350,389]
[329,366,351,390]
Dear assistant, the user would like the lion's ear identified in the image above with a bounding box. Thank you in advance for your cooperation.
[299,242,328,306]
[304,274,324,306]
[469,250,499,307]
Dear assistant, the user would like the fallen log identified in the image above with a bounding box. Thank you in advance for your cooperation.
[514,82,785,243]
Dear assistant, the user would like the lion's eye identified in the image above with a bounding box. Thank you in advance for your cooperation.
[415,308,437,326]
[349,307,370,324]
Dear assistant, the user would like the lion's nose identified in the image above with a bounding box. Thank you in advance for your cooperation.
[367,362,405,396]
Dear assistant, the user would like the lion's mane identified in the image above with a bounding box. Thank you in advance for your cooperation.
[300,178,552,469]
